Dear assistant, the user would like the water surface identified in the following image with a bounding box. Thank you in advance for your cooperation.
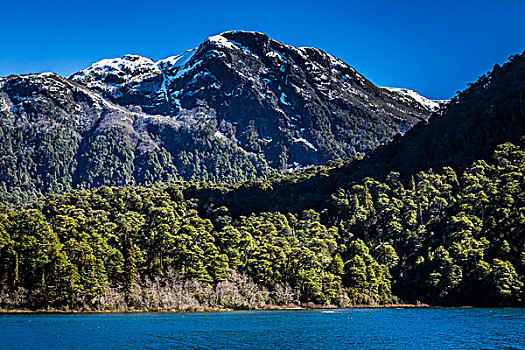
[1,308,524,349]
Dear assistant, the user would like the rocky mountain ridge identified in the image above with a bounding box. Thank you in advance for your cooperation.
[71,31,436,165]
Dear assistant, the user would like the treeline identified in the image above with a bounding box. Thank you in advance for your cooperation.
[0,141,524,310]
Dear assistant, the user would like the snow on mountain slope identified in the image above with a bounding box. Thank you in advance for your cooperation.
[69,31,434,168]
[383,87,443,112]
[156,49,197,70]
[0,71,276,202]
[71,55,161,92]
[70,54,165,113]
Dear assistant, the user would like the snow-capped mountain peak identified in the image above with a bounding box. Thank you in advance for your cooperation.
[68,30,434,168]
[73,54,161,85]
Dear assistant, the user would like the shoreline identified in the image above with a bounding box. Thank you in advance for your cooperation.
[14,303,517,315]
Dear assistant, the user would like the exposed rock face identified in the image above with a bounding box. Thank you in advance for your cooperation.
[71,31,434,168]
[0,31,436,202]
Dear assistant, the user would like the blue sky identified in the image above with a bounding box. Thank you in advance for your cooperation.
[1,0,524,99]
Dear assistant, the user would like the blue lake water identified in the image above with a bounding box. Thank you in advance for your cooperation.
[0,308,524,349]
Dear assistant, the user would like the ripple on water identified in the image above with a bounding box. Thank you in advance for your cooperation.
[0,308,524,349]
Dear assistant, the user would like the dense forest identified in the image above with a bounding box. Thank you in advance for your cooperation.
[0,50,524,310]
[0,141,524,310]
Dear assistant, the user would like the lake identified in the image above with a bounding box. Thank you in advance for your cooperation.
[1,308,524,349]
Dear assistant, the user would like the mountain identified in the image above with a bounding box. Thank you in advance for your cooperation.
[383,87,445,112]
[70,31,434,165]
[0,72,275,204]
[344,51,525,181]
[0,31,434,203]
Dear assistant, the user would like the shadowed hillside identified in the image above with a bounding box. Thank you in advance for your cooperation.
[193,52,525,217]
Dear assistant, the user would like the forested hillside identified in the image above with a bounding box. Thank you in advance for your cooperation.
[0,141,523,310]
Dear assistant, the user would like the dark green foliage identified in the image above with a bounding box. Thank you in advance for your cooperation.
[332,142,525,305]
[1,49,524,310]
[1,142,525,309]
[353,52,525,181]
[0,76,275,204]
[0,185,379,310]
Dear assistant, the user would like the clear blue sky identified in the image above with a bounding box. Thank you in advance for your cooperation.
[1,0,524,99]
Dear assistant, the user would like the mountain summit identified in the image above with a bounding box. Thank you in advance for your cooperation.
[0,31,435,202]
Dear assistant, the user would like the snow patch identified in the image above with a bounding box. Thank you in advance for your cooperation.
[384,87,441,112]
[293,137,318,151]
[266,51,283,59]
[214,130,228,140]
[208,35,238,50]
[157,48,197,70]
[74,55,161,83]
